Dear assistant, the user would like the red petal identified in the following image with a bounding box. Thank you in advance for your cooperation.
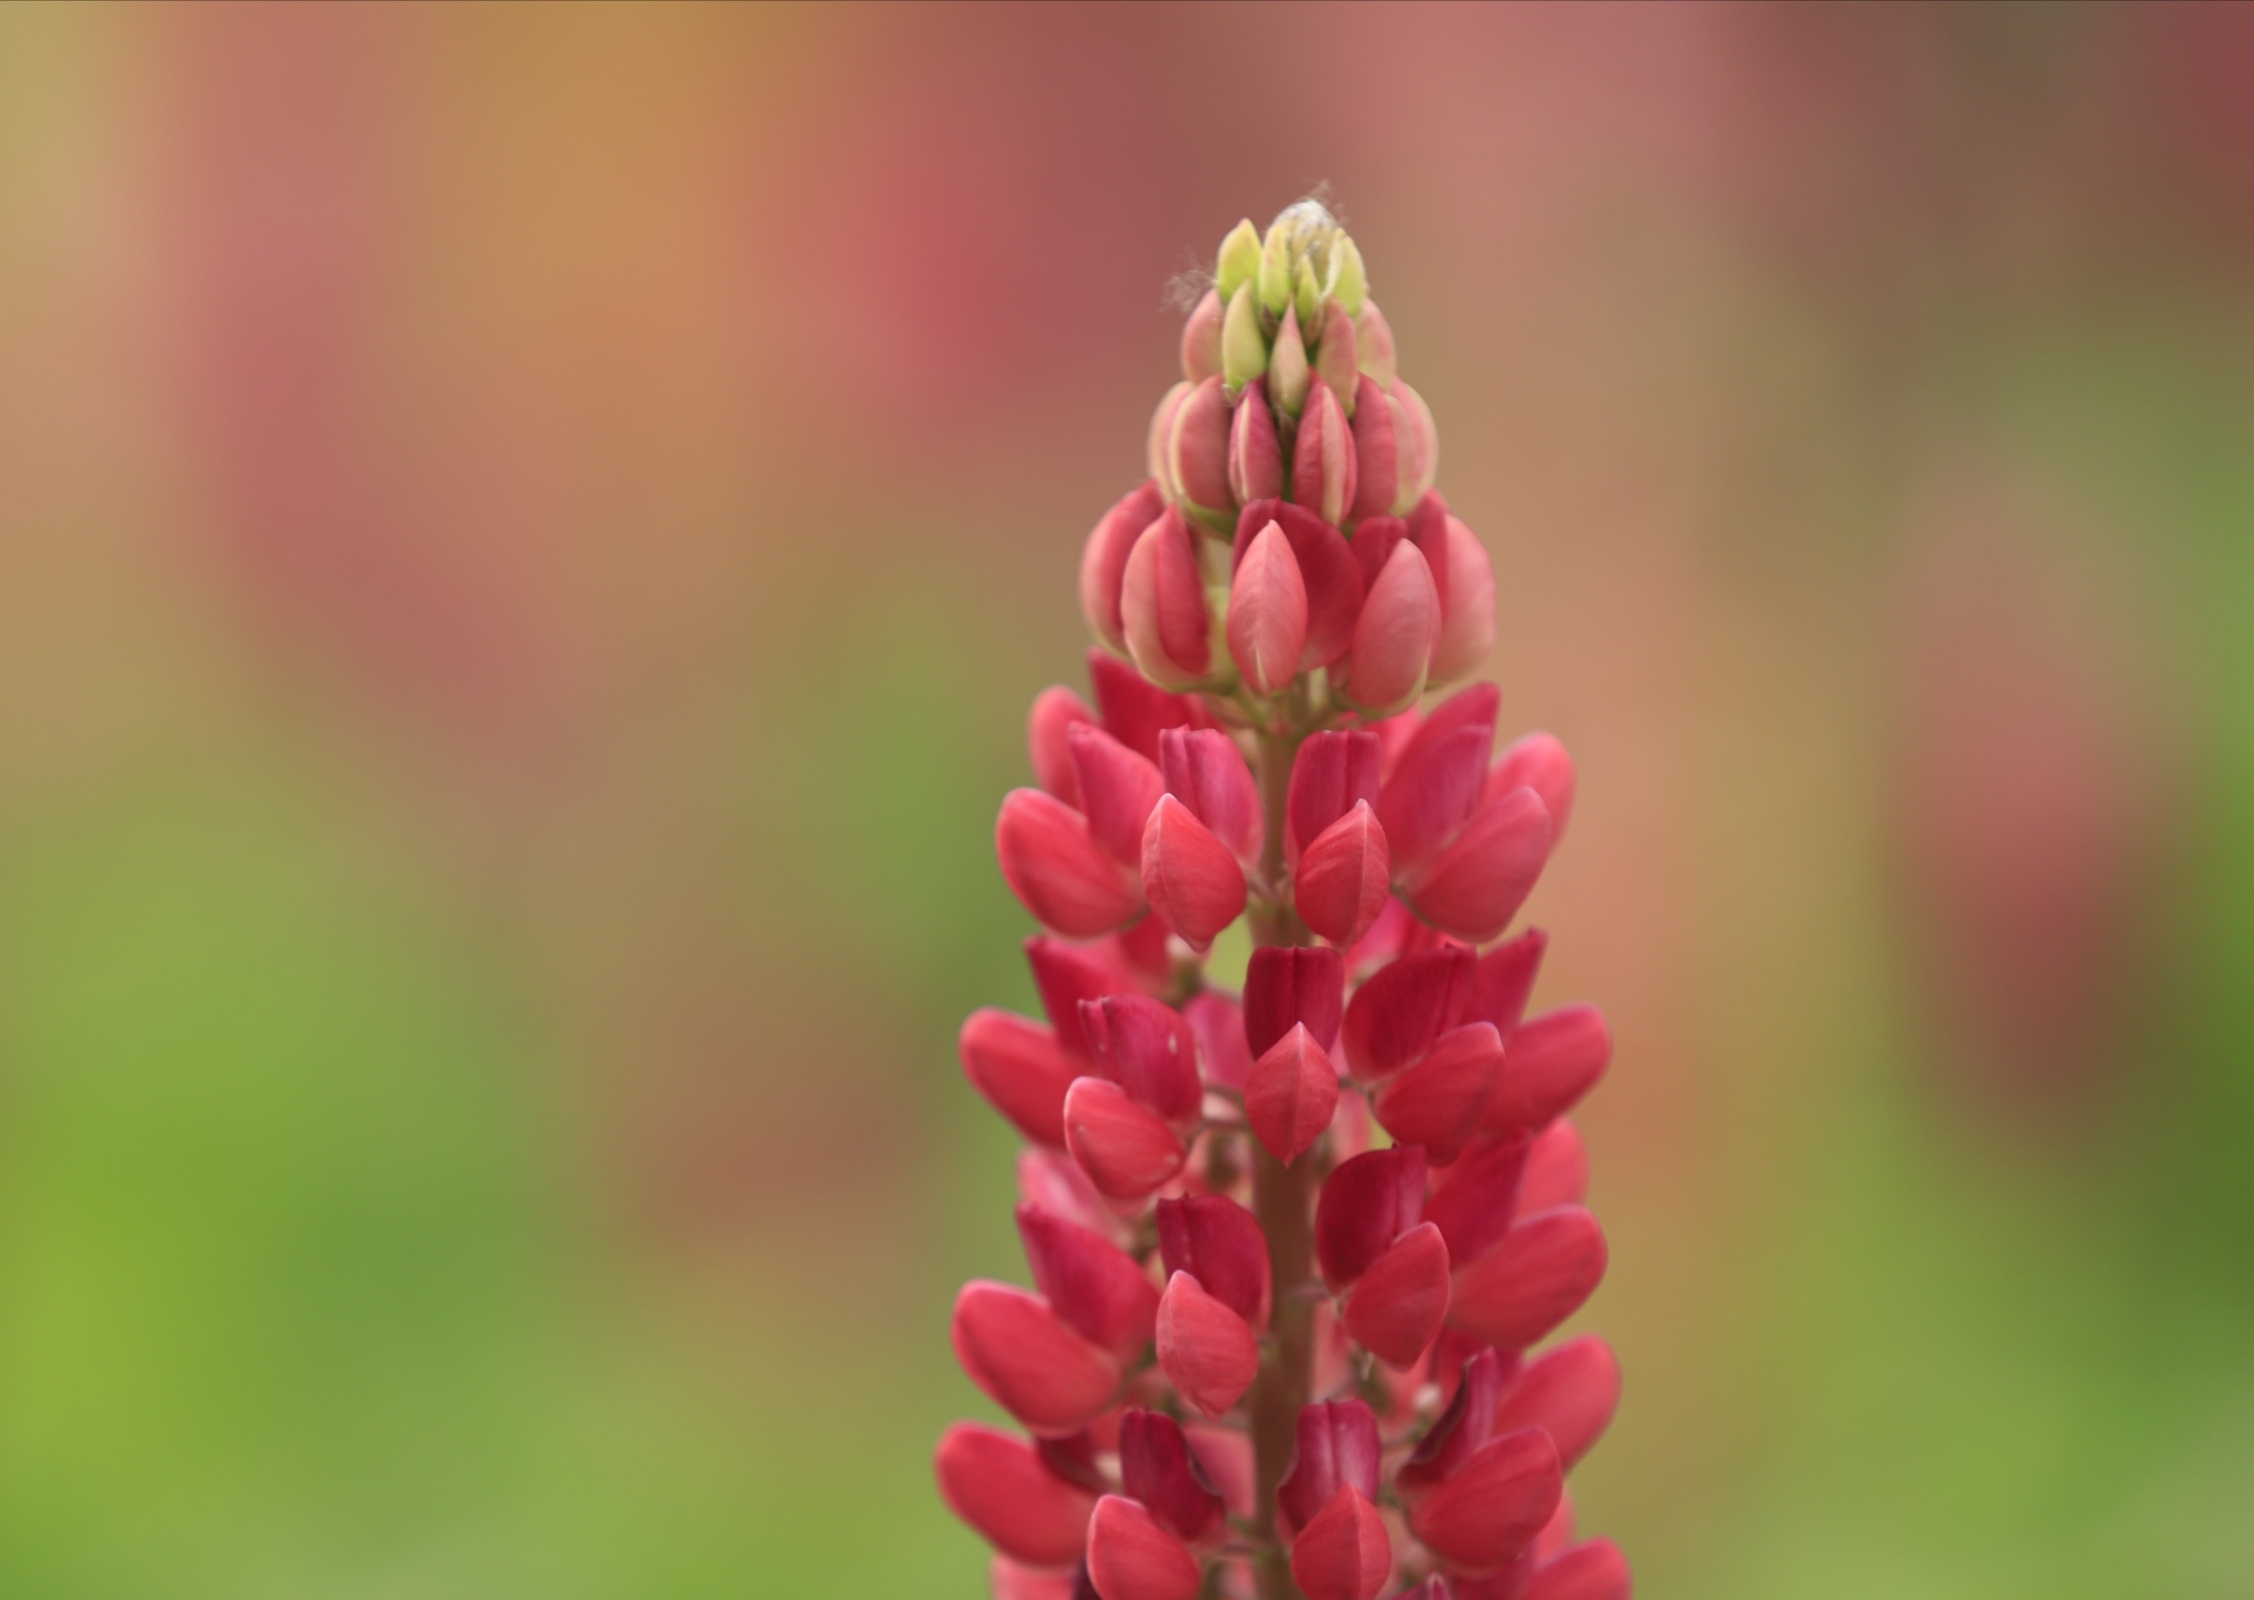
[1295,802,1392,946]
[1292,378,1360,528]
[1122,508,1213,687]
[1063,1077,1187,1201]
[1017,1203,1160,1359]
[959,1008,1080,1147]
[1484,1005,1611,1135]
[1524,1540,1631,1600]
[1348,373,1397,523]
[934,1422,1098,1566]
[1088,648,1201,765]
[1080,993,1203,1127]
[1069,723,1167,867]
[1421,1132,1534,1267]
[1231,499,1366,668]
[1226,518,1308,695]
[1345,541,1436,714]
[1287,729,1384,862]
[1487,732,1576,845]
[1493,1336,1621,1472]
[1465,928,1549,1037]
[1339,943,1477,1083]
[1245,1025,1341,1166]
[1289,1487,1392,1600]
[1182,990,1254,1093]
[1243,945,1345,1058]
[1341,1221,1451,1367]
[1449,1207,1608,1351]
[1168,375,1234,521]
[1156,1194,1271,1329]
[1029,685,1097,806]
[1024,934,1136,1063]
[1227,376,1284,505]
[1406,1429,1564,1575]
[1371,1023,1504,1165]
[1277,1398,1382,1536]
[1118,1408,1226,1543]
[1080,482,1165,653]
[1314,1144,1427,1289]
[1156,1271,1259,1417]
[1396,1346,1509,1498]
[998,788,1142,936]
[951,1281,1123,1436]
[1431,515,1498,684]
[1159,728,1262,866]
[989,1555,1081,1600]
[1405,786,1552,944]
[1519,1119,1589,1212]
[1377,723,1491,875]
[1087,1494,1205,1600]
[1141,795,1246,953]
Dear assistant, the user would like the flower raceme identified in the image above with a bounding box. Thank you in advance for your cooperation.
[945,202,1628,1600]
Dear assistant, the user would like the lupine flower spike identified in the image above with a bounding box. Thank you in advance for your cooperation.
[943,201,1628,1600]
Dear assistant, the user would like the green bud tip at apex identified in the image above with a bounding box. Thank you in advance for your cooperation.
[1221,284,1267,394]
[1215,219,1262,304]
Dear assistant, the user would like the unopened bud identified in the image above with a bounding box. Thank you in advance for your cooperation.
[1227,378,1285,506]
[1486,730,1576,843]
[1295,802,1391,947]
[1156,1194,1271,1329]
[1243,944,1345,1057]
[1370,1022,1503,1165]
[1269,302,1311,419]
[1314,1144,1427,1289]
[1018,1202,1161,1358]
[951,1280,1123,1436]
[1168,375,1236,532]
[1080,482,1165,654]
[1225,519,1306,695]
[1294,258,1323,334]
[960,1008,1081,1148]
[1404,1429,1563,1574]
[1354,299,1396,384]
[1421,1132,1533,1268]
[1344,540,1437,715]
[1232,500,1366,667]
[1519,1118,1588,1212]
[1449,1206,1607,1350]
[1315,300,1359,417]
[1340,1219,1451,1367]
[1493,1335,1621,1472]
[1390,378,1439,509]
[1063,1076,1188,1200]
[1289,1487,1390,1600]
[1118,1408,1226,1543]
[1326,234,1368,317]
[1180,288,1223,384]
[1081,992,1204,1129]
[1140,795,1246,953]
[1244,1024,1340,1166]
[1402,785,1552,945]
[1216,218,1262,304]
[1221,283,1267,395]
[1429,514,1498,685]
[1159,727,1263,867]
[1028,685,1097,807]
[1339,943,1477,1083]
[1156,1270,1259,1417]
[934,1422,1099,1567]
[1349,374,1396,522]
[1148,381,1190,499]
[1087,1494,1205,1600]
[1484,1004,1610,1135]
[1292,379,1359,529]
[996,788,1142,937]
[1121,510,1214,690]
[1287,730,1384,863]
[1258,220,1295,317]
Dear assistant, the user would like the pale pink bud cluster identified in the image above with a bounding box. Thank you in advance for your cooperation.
[944,204,1626,1600]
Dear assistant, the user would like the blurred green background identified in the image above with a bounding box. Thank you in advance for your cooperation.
[2,2,2251,1596]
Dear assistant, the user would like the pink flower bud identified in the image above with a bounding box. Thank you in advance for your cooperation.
[1523,1540,1630,1600]
[1314,1145,1427,1289]
[1341,1220,1451,1367]
[1403,787,1552,945]
[1269,300,1311,419]
[1378,691,1496,875]
[1081,993,1203,1128]
[1276,1398,1382,1535]
[1140,795,1246,953]
[1289,1488,1391,1600]
[1295,803,1391,946]
[1487,731,1577,844]
[1244,946,1344,1057]
[1287,729,1383,862]
[1421,1132,1533,1267]
[1226,520,1308,694]
[997,788,1142,937]
[1081,483,1166,654]
[1430,516,1498,684]
[1314,299,1359,417]
[1017,1145,1116,1236]
[1156,1194,1271,1328]
[1345,540,1437,715]
[1232,499,1367,668]
[1227,378,1285,505]
[1390,378,1439,507]
[1017,1202,1160,1359]
[1245,1024,1340,1166]
[1087,647,1203,765]
[951,1280,1123,1436]
[1148,382,1191,499]
[1119,1408,1226,1543]
[1519,1118,1588,1211]
[1351,513,1405,592]
[988,1555,1079,1600]
[1168,375,1236,530]
[1349,374,1397,522]
[1355,300,1398,385]
[1063,1077,1188,1201]
[1371,1022,1504,1165]
[1405,1429,1563,1576]
[1156,1271,1259,1417]
[1121,509,1214,689]
[1180,288,1223,383]
[1024,934,1136,1062]
[1340,944,1477,1083]
[1484,1005,1611,1135]
[1159,728,1262,866]
[960,1008,1080,1147]
[1449,1207,1608,1351]
[1407,493,1453,615]
[1029,687,1098,812]
[1292,378,1359,529]
[934,1422,1099,1567]
[1182,990,1252,1092]
[1396,1347,1508,1498]
[1465,927,1549,1037]
[1068,722,1166,867]
[1493,1336,1620,1472]
[1088,1494,1204,1600]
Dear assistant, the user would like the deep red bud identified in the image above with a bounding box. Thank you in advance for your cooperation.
[1088,648,1201,765]
[1245,1025,1341,1166]
[1087,1494,1204,1600]
[1226,520,1308,694]
[1156,1194,1271,1328]
[1031,686,1098,806]
[1156,1271,1259,1417]
[1025,935,1135,1062]
[1289,1488,1391,1600]
[988,1555,1082,1600]
[1080,993,1203,1128]
[1494,1336,1621,1472]
[1182,990,1254,1092]
[1122,509,1214,689]
[1349,373,1398,522]
[1406,1428,1564,1575]
[1422,1132,1533,1267]
[1231,499,1366,668]
[1159,728,1262,866]
[1244,945,1345,1056]
[1181,288,1223,383]
[1484,1005,1611,1135]
[1391,378,1440,507]
[1397,1346,1509,1498]
[1287,730,1384,863]
[1449,1207,1608,1350]
[1169,375,1236,526]
[1378,724,1493,875]
[1341,1220,1451,1367]
[1228,378,1285,505]
[1466,928,1549,1037]
[1346,541,1437,714]
[960,1008,1080,1147]
[1119,1408,1226,1543]
[1487,732,1577,845]
[1314,1144,1428,1289]
[1295,803,1392,947]
[1431,516,1498,684]
[1519,1119,1589,1211]
[1276,1398,1382,1536]
[1148,382,1190,499]
[951,1280,1123,1436]
[1371,1022,1504,1165]
[1523,1541,1630,1600]
[1081,483,1166,653]
[1140,796,1246,953]
[1068,722,1167,867]
[1292,379,1359,529]
[1017,1202,1160,1358]
[1404,787,1553,945]
[1017,1146,1117,1236]
[1351,514,1405,593]
[998,788,1142,937]
[934,1422,1100,1567]
[1063,1077,1187,1200]
[1339,944,1478,1083]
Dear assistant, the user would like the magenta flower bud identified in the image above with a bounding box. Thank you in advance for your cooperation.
[1064,1076,1188,1201]
[1289,1487,1391,1600]
[1081,481,1166,654]
[1430,515,1498,684]
[1396,1346,1509,1498]
[1355,300,1398,385]
[1287,729,1383,862]
[1449,1206,1608,1350]
[1087,647,1202,765]
[1487,731,1577,843]
[1030,685,1098,808]
[1067,722,1166,868]
[1494,1335,1621,1472]
[1159,727,1262,867]
[1406,1428,1563,1576]
[1524,1540,1630,1600]
[1180,287,1223,383]
[1245,1025,1340,1166]
[1140,795,1246,953]
[1378,685,1498,873]
[1148,381,1191,499]
[1520,1118,1588,1212]
[1017,1145,1116,1237]
[1277,1398,1382,1535]
[1339,944,1477,1083]
[1228,378,1285,507]
[951,1280,1123,1437]
[1121,508,1214,690]
[1081,993,1203,1128]
[1292,378,1359,529]
[1225,518,1307,694]
[1024,933,1135,1062]
[1232,499,1366,668]
[1295,802,1391,947]
[1156,1270,1259,1417]
[1341,1219,1451,1367]
[1421,1131,1534,1267]
[1485,1005,1612,1135]
[1314,1144,1427,1289]
[1182,990,1252,1092]
[960,1008,1080,1148]
[1370,1022,1504,1165]
[1465,927,1549,1037]
[1088,1494,1204,1600]
[1243,945,1345,1057]
[1402,787,1553,945]
[1345,540,1437,715]
[1270,300,1311,419]
[1390,378,1440,508]
[1349,373,1397,522]
[1119,1408,1226,1543]
[996,788,1142,937]
[1168,375,1236,531]
[1156,1194,1271,1328]
[934,1422,1100,1567]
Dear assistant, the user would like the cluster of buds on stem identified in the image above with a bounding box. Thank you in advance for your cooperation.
[942,203,1628,1600]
